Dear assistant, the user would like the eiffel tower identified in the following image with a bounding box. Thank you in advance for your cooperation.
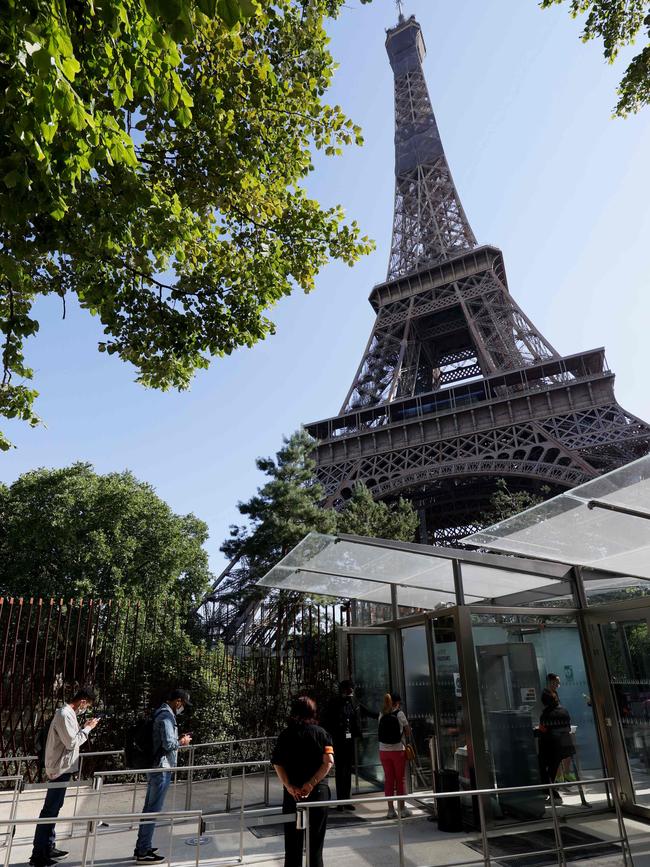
[304,11,650,544]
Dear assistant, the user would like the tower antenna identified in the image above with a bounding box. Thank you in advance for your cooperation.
[396,0,405,22]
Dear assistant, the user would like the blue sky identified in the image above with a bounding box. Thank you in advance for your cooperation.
[2,0,649,576]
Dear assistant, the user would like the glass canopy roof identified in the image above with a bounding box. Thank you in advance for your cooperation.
[257,532,569,610]
[464,454,650,579]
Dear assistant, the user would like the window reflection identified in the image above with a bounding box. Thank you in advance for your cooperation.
[471,613,603,818]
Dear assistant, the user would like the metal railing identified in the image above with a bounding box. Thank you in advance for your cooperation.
[0,776,22,848]
[20,749,127,838]
[94,760,275,862]
[0,755,37,776]
[178,736,275,811]
[0,808,203,867]
[295,777,633,867]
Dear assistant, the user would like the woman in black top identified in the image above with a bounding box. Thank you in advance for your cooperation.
[272,696,335,867]
[538,689,575,804]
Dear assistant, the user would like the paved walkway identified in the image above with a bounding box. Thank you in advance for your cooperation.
[1,775,648,866]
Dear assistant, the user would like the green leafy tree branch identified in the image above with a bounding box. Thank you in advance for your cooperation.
[0,0,373,448]
[541,0,650,115]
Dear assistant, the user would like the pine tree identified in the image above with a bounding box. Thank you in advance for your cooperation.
[336,484,419,542]
[211,430,418,637]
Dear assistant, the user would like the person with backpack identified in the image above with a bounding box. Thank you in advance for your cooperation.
[133,688,193,863]
[30,687,100,867]
[378,692,411,819]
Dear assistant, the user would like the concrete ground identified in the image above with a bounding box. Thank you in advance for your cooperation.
[1,774,648,866]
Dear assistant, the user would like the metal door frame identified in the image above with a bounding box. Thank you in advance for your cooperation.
[582,597,650,820]
[337,611,481,787]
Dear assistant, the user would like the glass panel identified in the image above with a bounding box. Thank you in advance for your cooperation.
[460,563,568,606]
[585,575,650,607]
[431,617,467,773]
[402,626,435,786]
[350,633,392,786]
[471,613,604,819]
[601,619,650,807]
[464,454,650,580]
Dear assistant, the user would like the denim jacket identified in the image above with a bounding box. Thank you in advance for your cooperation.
[152,704,180,768]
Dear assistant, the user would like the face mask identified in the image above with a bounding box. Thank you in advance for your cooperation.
[175,706,185,716]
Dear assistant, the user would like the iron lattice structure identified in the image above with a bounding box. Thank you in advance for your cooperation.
[305,15,650,544]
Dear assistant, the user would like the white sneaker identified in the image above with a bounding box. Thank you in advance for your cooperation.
[400,807,412,817]
[386,808,397,819]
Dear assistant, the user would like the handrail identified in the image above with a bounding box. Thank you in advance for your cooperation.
[94,760,274,863]
[0,809,203,867]
[0,776,22,850]
[179,735,274,751]
[96,760,270,777]
[295,777,633,867]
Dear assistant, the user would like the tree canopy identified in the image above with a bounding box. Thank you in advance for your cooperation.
[0,0,373,449]
[478,479,549,527]
[541,0,650,115]
[0,462,212,602]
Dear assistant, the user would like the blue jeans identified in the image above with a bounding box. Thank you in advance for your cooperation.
[31,773,72,861]
[135,770,172,854]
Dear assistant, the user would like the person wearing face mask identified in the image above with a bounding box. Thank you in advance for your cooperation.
[30,687,100,867]
[133,688,193,863]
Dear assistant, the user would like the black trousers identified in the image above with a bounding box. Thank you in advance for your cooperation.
[282,782,330,867]
[31,773,72,861]
[538,744,562,791]
[334,738,354,801]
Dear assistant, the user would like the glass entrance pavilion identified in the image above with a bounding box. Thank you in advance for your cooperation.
[259,454,650,824]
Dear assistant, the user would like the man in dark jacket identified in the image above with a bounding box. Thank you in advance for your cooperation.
[133,689,193,863]
[322,680,362,809]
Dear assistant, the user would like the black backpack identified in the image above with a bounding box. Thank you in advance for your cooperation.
[125,711,164,770]
[34,716,53,770]
[378,711,401,744]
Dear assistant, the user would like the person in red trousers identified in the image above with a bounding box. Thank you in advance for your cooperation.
[377,692,411,819]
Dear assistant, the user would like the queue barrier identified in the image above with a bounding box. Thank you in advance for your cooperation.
[0,776,22,848]
[94,760,275,862]
[295,776,633,867]
[0,808,203,867]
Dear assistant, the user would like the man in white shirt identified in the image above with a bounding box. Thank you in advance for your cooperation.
[30,688,100,867]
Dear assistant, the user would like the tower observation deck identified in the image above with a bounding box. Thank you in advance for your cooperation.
[304,15,650,544]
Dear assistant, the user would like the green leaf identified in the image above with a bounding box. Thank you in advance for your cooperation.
[3,170,21,189]
[61,56,81,80]
[157,0,183,22]
[197,0,218,15]
[217,0,242,28]
[238,0,259,16]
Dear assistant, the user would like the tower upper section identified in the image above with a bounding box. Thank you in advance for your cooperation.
[386,17,477,279]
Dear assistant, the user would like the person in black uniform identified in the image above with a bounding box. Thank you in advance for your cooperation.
[322,680,362,809]
[272,696,335,867]
[538,686,575,804]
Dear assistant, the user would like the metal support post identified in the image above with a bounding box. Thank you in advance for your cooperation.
[239,766,246,862]
[131,772,139,829]
[185,744,195,810]
[226,742,234,812]
[263,739,270,807]
[611,783,633,866]
[396,805,405,867]
[547,788,567,867]
[304,803,311,867]
[476,792,491,867]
